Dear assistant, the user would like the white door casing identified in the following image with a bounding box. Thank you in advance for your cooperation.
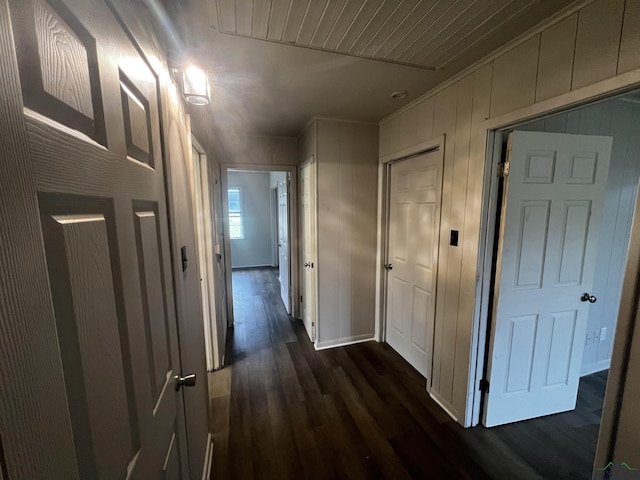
[0,0,189,477]
[165,118,210,477]
[210,164,229,347]
[300,160,317,342]
[189,143,224,373]
[385,151,444,380]
[484,131,613,427]
[278,177,290,313]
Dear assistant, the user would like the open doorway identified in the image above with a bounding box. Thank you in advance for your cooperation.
[474,90,640,476]
[221,165,299,329]
[188,137,226,372]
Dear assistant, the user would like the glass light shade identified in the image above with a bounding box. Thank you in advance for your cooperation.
[182,65,210,106]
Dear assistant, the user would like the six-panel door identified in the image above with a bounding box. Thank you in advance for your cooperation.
[484,131,613,427]
[4,0,187,476]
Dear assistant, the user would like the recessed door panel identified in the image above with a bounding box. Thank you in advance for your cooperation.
[41,206,138,479]
[133,207,171,403]
[391,277,406,335]
[162,432,180,480]
[393,203,410,262]
[505,314,537,394]
[544,310,578,387]
[524,151,556,184]
[34,0,94,118]
[410,287,429,352]
[556,201,591,285]
[416,203,435,270]
[514,201,550,290]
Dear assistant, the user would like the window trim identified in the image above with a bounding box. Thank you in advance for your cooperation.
[228,186,244,240]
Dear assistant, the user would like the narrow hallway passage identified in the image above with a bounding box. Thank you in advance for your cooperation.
[207,269,604,480]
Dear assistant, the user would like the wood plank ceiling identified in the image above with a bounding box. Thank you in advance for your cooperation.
[215,0,545,70]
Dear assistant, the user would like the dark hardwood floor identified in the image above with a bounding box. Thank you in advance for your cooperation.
[208,268,607,479]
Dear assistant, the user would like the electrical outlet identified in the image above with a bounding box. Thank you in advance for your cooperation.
[600,327,607,342]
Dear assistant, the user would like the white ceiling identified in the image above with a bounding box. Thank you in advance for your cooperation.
[175,0,576,137]
[216,0,548,70]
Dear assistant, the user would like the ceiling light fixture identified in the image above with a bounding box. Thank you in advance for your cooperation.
[182,65,211,106]
[391,90,408,100]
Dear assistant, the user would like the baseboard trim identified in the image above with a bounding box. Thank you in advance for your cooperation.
[430,390,460,424]
[581,359,610,377]
[314,335,375,351]
[201,433,213,480]
[231,265,275,270]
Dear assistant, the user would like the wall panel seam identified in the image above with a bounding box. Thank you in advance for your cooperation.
[570,11,579,92]
[616,0,628,74]
[533,34,542,104]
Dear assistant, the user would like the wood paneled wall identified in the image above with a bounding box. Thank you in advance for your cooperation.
[379,0,640,424]
[517,101,640,376]
[300,119,378,349]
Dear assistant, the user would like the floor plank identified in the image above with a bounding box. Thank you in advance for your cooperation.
[209,268,607,479]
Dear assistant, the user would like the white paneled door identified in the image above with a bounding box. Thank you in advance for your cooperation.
[1,0,189,477]
[484,131,613,427]
[300,160,317,342]
[385,151,443,379]
[278,177,290,313]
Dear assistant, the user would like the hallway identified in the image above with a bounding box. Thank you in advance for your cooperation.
[208,269,605,479]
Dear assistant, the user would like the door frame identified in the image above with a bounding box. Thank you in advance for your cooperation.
[375,135,445,342]
[220,164,299,325]
[375,135,445,390]
[189,136,223,372]
[270,184,279,268]
[469,80,640,466]
[298,156,318,344]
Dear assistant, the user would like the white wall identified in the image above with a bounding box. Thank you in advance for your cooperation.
[516,100,640,376]
[300,119,379,348]
[228,171,273,268]
[215,134,298,166]
[379,0,640,424]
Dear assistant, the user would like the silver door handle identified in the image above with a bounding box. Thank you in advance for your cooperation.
[304,262,310,267]
[175,373,197,391]
[581,293,597,303]
[384,263,393,270]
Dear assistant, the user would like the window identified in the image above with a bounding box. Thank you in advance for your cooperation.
[228,187,244,239]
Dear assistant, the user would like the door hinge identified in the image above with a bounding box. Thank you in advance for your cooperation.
[300,295,303,303]
[479,378,490,393]
[499,160,510,178]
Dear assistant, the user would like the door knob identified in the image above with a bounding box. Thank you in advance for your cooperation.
[175,373,197,391]
[304,262,310,267]
[384,263,393,270]
[581,293,597,303]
